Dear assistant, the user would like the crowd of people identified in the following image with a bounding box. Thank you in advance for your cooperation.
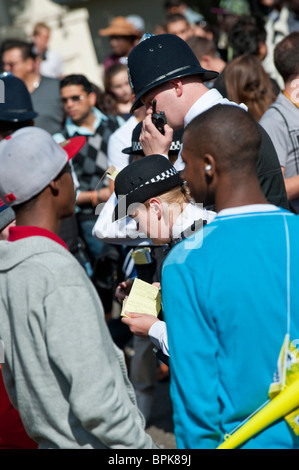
[1,0,299,450]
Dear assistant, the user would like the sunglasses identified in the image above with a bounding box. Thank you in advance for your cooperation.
[61,95,85,104]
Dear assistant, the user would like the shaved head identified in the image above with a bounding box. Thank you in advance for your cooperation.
[181,105,263,207]
[184,104,261,175]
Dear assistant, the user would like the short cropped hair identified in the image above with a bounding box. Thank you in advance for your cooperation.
[228,15,266,58]
[1,39,37,61]
[165,13,189,27]
[60,74,93,94]
[274,32,299,83]
[186,36,217,60]
[164,0,184,9]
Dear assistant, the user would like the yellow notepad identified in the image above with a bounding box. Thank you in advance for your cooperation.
[121,278,161,318]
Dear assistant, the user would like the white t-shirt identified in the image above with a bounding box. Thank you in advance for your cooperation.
[107,115,138,171]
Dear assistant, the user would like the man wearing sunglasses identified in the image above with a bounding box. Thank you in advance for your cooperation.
[53,74,120,276]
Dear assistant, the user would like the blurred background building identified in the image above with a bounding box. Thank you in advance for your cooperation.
[0,0,216,88]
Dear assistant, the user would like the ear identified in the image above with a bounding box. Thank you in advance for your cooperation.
[148,198,163,220]
[168,79,183,98]
[26,57,35,73]
[88,91,97,107]
[203,154,215,181]
[200,55,211,70]
[48,179,60,196]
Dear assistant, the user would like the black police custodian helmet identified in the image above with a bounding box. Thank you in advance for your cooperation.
[0,73,38,122]
[128,34,219,112]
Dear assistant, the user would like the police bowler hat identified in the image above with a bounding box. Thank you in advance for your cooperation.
[113,154,182,220]
[128,34,219,112]
[0,73,38,122]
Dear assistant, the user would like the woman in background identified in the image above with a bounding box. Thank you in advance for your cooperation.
[100,63,134,125]
[225,53,277,121]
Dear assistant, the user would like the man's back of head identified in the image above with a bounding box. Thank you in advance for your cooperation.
[228,15,267,60]
[186,36,226,74]
[185,104,261,174]
[274,32,299,85]
[182,104,264,207]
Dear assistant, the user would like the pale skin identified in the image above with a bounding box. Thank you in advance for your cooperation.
[2,48,41,93]
[108,69,133,115]
[119,280,161,338]
[33,26,50,56]
[199,54,226,75]
[118,197,181,338]
[166,19,194,42]
[139,77,208,156]
[0,220,16,241]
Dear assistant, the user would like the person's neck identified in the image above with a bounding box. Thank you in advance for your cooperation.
[283,81,299,107]
[25,72,41,94]
[117,101,132,115]
[214,176,268,213]
[15,194,62,236]
[187,83,209,109]
[73,110,96,132]
[16,215,61,235]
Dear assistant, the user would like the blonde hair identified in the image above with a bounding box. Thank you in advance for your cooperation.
[144,184,191,208]
[33,22,50,36]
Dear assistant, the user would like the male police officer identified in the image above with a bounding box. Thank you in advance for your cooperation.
[127,34,289,209]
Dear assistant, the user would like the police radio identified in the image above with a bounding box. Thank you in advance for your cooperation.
[152,100,167,135]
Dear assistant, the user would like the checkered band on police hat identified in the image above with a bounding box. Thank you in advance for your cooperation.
[113,154,182,220]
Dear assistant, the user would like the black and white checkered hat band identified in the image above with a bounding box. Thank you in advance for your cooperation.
[127,167,179,196]
[132,141,143,152]
[169,140,181,152]
[131,139,181,153]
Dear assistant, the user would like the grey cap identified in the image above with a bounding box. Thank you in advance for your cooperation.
[0,198,15,231]
[0,127,86,206]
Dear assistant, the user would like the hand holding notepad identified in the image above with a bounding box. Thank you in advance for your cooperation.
[121,278,162,318]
